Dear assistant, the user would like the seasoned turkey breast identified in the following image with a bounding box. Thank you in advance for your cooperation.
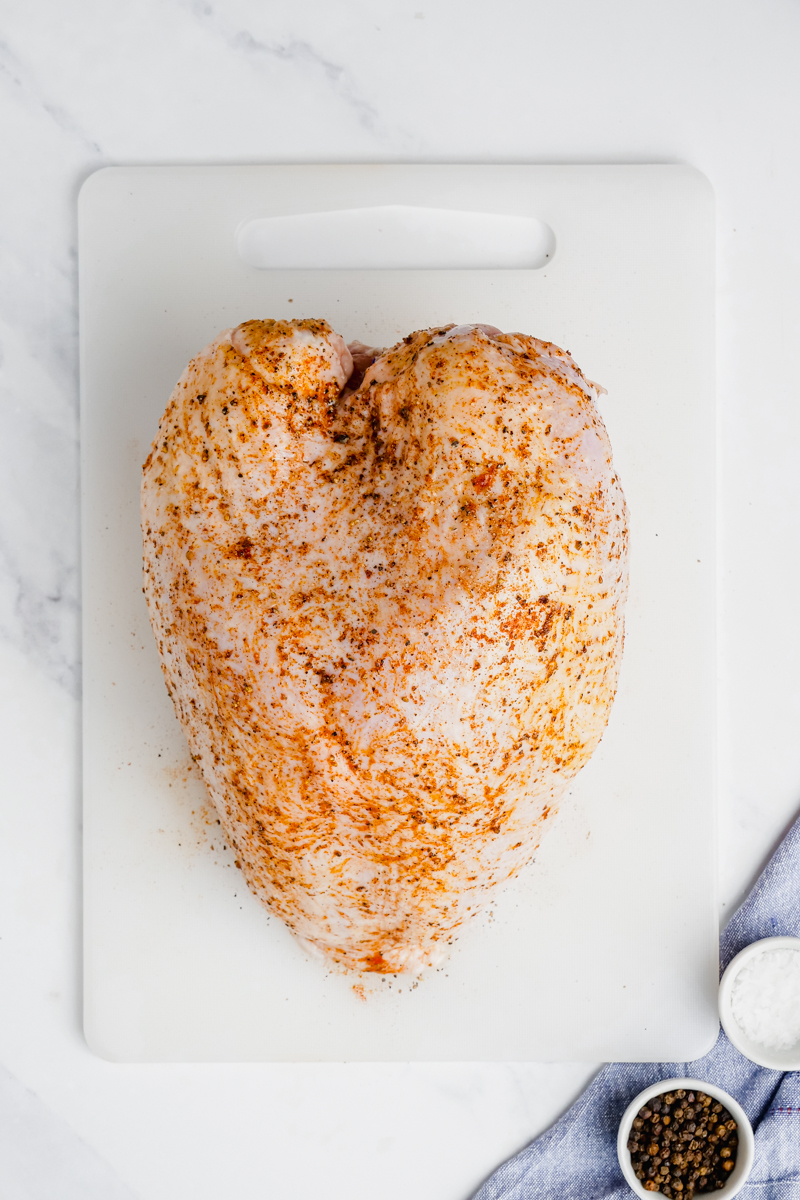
[141,319,628,975]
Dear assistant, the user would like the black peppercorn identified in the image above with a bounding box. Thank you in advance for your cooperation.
[627,1090,738,1194]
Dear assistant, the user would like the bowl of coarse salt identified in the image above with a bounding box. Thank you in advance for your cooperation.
[719,935,800,1070]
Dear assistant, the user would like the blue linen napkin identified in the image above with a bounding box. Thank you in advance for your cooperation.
[475,813,800,1199]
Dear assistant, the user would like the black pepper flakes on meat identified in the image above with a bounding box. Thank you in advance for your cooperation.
[141,317,629,976]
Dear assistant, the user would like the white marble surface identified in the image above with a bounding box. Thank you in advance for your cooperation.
[1,1,800,1196]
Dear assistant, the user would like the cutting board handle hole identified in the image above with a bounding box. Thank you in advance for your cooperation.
[236,205,555,270]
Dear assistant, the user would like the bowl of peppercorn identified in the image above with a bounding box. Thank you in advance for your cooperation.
[617,1078,755,1198]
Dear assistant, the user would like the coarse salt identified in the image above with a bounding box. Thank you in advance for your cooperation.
[730,948,800,1051]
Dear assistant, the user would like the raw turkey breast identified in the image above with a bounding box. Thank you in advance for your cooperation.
[141,319,628,974]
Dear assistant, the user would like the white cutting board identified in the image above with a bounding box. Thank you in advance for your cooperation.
[80,165,717,1062]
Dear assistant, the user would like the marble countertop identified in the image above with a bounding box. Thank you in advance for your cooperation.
[2,1,800,1196]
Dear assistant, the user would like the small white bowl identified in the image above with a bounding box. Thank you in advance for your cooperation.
[617,1077,755,1198]
[719,935,800,1070]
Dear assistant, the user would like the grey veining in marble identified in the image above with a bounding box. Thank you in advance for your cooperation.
[185,0,386,136]
[1,41,90,698]
[0,1065,138,1200]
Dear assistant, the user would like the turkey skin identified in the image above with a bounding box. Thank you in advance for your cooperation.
[141,319,628,975]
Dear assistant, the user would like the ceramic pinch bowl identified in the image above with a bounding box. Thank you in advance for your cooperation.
[617,1078,755,1198]
[719,935,800,1070]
